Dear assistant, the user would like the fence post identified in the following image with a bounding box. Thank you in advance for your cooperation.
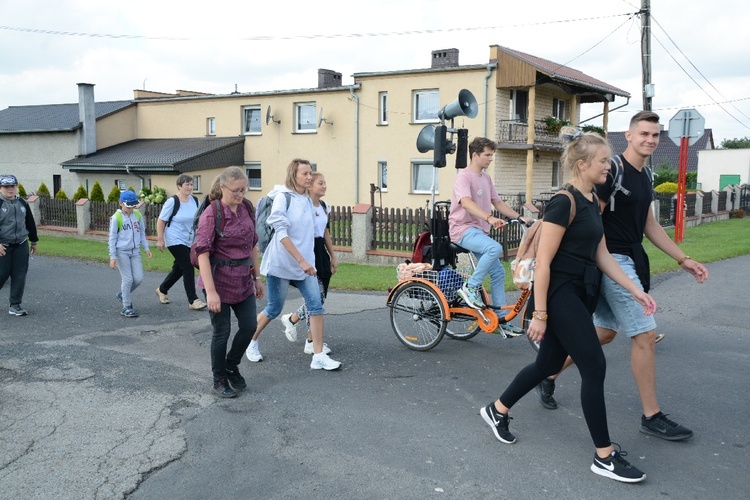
[724,185,735,210]
[351,203,373,263]
[76,198,90,235]
[710,190,719,214]
[651,199,660,222]
[26,195,41,226]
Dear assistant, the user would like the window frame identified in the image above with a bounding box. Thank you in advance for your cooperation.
[192,175,202,193]
[242,106,262,135]
[411,160,438,194]
[552,98,566,120]
[551,160,562,188]
[206,117,216,136]
[295,102,317,133]
[377,160,388,192]
[509,89,529,123]
[378,92,389,125]
[245,162,262,191]
[413,89,440,123]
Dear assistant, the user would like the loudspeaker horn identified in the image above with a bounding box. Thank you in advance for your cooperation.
[438,88,478,120]
[416,125,436,153]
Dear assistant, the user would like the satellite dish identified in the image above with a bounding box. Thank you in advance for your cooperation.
[265,105,280,125]
[318,107,333,127]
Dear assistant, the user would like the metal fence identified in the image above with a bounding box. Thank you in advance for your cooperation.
[741,185,750,212]
[39,197,77,228]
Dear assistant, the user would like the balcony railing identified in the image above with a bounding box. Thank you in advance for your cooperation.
[497,120,564,149]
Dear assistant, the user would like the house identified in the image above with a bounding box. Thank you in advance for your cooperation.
[697,148,750,191]
[0,46,629,208]
[607,128,714,173]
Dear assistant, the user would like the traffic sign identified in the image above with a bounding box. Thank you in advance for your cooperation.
[668,108,705,146]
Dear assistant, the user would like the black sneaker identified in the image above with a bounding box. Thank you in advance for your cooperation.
[591,446,646,483]
[640,412,693,441]
[480,404,516,444]
[212,377,238,398]
[536,377,558,410]
[226,368,247,390]
[9,304,28,316]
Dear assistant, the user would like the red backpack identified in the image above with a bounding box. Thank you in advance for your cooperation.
[410,231,432,264]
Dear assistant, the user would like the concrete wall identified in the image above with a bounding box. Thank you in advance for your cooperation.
[697,148,750,191]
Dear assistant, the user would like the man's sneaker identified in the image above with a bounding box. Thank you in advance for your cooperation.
[212,378,238,398]
[245,342,263,362]
[226,368,247,390]
[310,352,342,371]
[480,403,516,444]
[121,306,139,318]
[189,298,207,310]
[536,377,558,410]
[280,313,298,342]
[640,412,693,441]
[304,340,331,355]
[591,446,646,483]
[9,304,28,316]
[655,333,665,344]
[116,292,123,303]
[457,284,485,310]
[156,288,170,304]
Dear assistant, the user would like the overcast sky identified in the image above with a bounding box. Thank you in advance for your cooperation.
[2,0,749,144]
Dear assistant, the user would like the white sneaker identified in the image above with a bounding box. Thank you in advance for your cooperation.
[310,352,341,371]
[245,342,263,362]
[304,340,331,355]
[280,313,297,342]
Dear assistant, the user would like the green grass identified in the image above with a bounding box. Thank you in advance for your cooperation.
[36,217,750,291]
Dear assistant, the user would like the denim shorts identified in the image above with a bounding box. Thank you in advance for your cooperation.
[263,274,325,319]
[593,253,657,337]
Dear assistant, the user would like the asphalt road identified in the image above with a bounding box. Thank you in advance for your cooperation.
[1,254,748,499]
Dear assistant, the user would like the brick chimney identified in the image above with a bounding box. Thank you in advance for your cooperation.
[431,48,459,68]
[318,69,342,88]
[77,83,96,157]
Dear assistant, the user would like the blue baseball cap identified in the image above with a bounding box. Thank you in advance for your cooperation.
[0,174,19,186]
[119,190,139,206]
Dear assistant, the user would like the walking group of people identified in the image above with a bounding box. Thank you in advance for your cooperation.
[450,112,707,484]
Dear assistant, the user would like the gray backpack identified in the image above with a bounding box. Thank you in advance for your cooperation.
[255,191,292,253]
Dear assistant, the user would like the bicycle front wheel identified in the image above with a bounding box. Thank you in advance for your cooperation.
[389,281,447,351]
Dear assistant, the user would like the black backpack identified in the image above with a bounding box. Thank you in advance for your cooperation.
[165,194,199,227]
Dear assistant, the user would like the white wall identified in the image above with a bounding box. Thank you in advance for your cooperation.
[697,149,750,191]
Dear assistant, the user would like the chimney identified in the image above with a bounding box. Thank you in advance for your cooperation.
[77,83,96,157]
[318,69,342,88]
[431,48,459,69]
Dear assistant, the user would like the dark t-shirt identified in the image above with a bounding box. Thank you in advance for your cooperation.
[595,155,653,256]
[544,187,603,271]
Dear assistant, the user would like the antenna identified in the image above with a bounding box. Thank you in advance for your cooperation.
[265,105,280,125]
[318,107,333,127]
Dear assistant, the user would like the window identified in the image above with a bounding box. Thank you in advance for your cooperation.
[413,89,439,123]
[378,161,388,191]
[295,102,316,133]
[245,162,262,190]
[243,106,261,135]
[378,92,388,125]
[207,117,216,136]
[552,98,566,120]
[193,175,202,193]
[116,179,127,190]
[412,160,437,194]
[552,161,561,188]
[510,89,528,123]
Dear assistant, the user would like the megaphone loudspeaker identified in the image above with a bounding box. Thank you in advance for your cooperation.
[416,125,436,153]
[438,88,478,120]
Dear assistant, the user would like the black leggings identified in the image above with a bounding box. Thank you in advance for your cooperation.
[499,281,611,448]
[159,244,198,303]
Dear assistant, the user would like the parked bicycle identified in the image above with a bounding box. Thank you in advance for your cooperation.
[386,201,538,352]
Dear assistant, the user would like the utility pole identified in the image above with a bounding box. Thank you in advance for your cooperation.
[641,0,652,111]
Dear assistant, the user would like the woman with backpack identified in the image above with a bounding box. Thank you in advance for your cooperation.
[155,174,206,310]
[478,128,657,483]
[194,167,264,398]
[246,159,342,371]
[277,171,338,355]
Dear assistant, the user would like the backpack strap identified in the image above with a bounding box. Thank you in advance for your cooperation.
[555,186,577,226]
[213,199,225,237]
[608,154,630,212]
[115,210,123,231]
[165,194,180,227]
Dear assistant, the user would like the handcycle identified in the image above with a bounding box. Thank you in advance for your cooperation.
[386,201,539,352]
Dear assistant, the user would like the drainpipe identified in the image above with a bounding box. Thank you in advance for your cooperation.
[349,86,360,203]
[125,165,148,191]
[483,63,497,137]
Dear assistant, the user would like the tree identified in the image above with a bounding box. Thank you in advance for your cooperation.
[17,183,27,198]
[37,182,50,197]
[719,137,750,149]
[90,181,105,202]
[55,189,68,200]
[73,185,88,201]
[107,185,122,203]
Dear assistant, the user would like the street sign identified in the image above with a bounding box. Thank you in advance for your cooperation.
[668,108,705,146]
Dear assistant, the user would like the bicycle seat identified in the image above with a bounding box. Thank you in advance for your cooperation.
[449,242,470,254]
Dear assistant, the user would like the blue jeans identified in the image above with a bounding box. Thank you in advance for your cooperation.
[457,227,506,307]
[207,292,257,382]
[262,274,325,320]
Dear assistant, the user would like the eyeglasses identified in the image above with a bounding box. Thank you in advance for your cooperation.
[222,185,248,196]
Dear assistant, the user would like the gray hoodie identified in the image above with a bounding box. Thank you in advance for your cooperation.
[0,195,38,245]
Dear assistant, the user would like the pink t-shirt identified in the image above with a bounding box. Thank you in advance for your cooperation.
[448,168,500,242]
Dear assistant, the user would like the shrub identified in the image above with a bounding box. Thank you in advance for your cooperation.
[582,124,606,137]
[55,189,68,200]
[142,185,167,204]
[72,185,88,201]
[17,183,27,198]
[37,182,51,197]
[107,185,122,203]
[654,182,678,194]
[542,116,571,135]
[729,209,746,219]
[90,181,105,202]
